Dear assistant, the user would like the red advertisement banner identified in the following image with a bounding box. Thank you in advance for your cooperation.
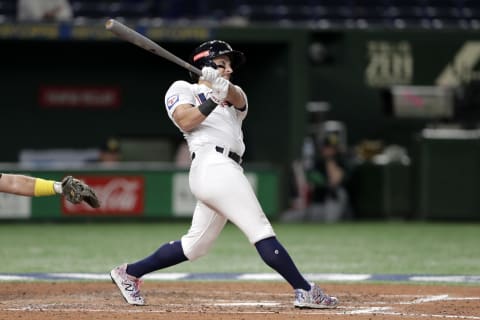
[39,86,121,108]
[62,176,144,216]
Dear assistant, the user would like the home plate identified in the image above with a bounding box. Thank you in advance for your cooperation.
[213,301,281,307]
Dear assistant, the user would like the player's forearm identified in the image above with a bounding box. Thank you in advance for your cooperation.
[227,84,246,109]
[0,174,31,196]
[173,104,210,132]
[0,174,61,197]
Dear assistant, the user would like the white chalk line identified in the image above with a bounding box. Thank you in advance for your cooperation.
[213,302,281,307]
[1,273,479,284]
[344,306,392,314]
[410,294,450,303]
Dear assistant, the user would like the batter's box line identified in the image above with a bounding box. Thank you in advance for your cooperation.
[0,273,480,284]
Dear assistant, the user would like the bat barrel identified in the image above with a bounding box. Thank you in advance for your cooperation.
[105,19,202,76]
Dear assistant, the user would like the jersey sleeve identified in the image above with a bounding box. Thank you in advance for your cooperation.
[165,80,196,121]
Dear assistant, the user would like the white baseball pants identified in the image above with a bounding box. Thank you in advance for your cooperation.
[181,145,276,260]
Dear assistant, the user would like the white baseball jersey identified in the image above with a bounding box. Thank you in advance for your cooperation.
[163,79,275,260]
[165,80,247,156]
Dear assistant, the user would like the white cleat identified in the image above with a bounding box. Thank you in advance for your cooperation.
[294,283,338,309]
[110,264,145,306]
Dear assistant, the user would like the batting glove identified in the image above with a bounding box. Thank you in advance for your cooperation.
[200,66,219,83]
[210,77,229,104]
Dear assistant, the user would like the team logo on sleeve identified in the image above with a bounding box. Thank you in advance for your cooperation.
[166,94,179,109]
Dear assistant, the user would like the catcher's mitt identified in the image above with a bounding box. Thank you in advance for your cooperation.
[62,176,101,208]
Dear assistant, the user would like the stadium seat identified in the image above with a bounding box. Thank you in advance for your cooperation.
[0,0,16,21]
[4,0,480,29]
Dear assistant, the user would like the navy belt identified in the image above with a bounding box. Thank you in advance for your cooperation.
[191,146,242,164]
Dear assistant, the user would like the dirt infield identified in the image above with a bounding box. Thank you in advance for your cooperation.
[0,281,479,320]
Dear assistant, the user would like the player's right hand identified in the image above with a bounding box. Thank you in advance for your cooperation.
[210,77,229,104]
[200,66,219,83]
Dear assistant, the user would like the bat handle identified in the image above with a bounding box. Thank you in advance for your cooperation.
[188,65,202,76]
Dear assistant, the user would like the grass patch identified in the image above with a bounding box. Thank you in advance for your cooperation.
[0,221,478,275]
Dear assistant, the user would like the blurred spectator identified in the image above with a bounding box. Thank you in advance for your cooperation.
[304,131,352,222]
[17,0,73,22]
[282,122,353,223]
[99,137,121,163]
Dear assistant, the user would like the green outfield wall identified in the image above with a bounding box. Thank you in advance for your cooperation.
[0,166,280,220]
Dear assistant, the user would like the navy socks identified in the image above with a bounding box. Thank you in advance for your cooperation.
[126,240,188,278]
[255,236,311,290]
[125,236,311,291]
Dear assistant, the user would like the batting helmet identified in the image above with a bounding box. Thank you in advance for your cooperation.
[189,40,246,81]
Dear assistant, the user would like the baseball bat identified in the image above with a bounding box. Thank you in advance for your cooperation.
[105,19,201,76]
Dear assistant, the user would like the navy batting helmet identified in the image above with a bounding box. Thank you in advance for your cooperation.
[189,40,245,81]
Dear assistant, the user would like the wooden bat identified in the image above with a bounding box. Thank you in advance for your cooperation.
[105,19,201,76]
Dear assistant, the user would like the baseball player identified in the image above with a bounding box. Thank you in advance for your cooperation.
[0,173,100,208]
[110,40,338,309]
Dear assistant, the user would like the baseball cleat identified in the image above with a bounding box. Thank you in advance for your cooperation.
[294,283,338,309]
[110,264,145,306]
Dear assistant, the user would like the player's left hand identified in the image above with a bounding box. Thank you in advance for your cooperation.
[210,77,229,104]
[200,66,219,83]
[61,176,101,208]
